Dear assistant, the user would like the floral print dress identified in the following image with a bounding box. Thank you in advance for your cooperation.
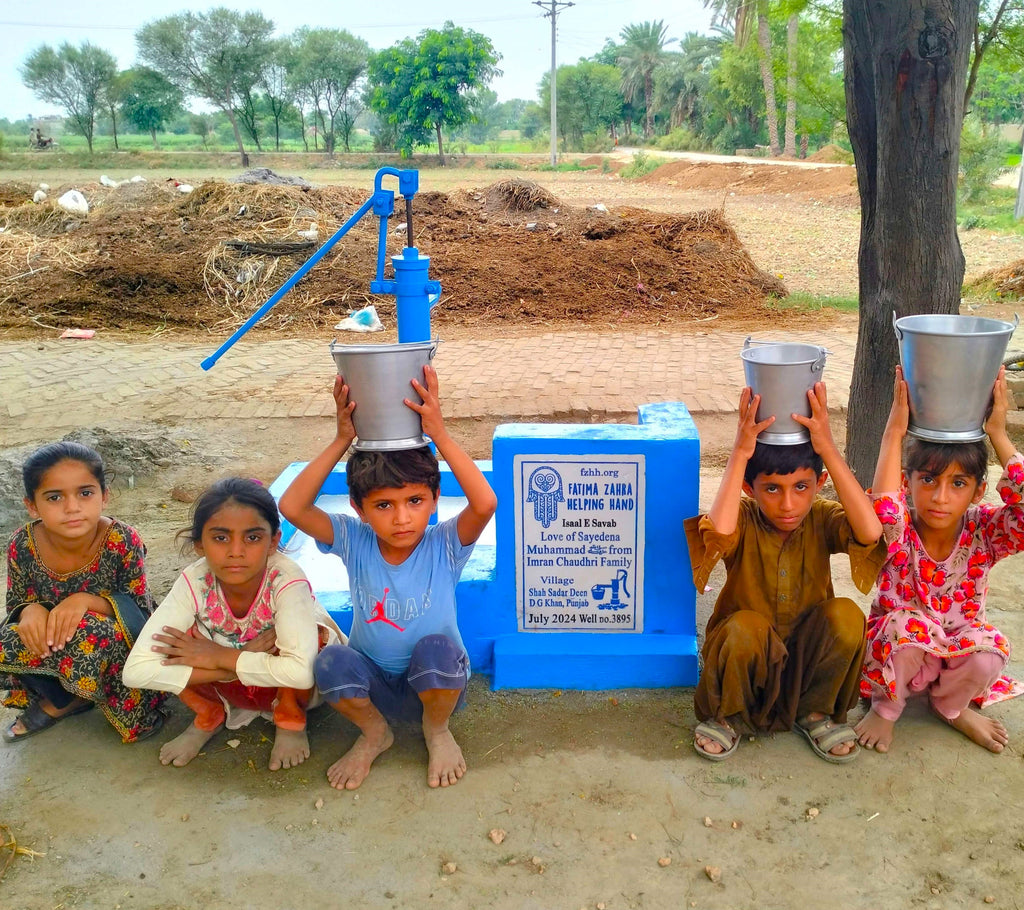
[860,455,1024,708]
[1,519,166,742]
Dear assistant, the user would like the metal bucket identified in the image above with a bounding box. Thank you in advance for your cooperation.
[894,313,1017,442]
[740,338,828,445]
[328,339,438,451]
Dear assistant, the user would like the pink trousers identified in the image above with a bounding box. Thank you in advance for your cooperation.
[871,648,1003,721]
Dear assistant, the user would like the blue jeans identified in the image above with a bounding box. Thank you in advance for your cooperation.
[314,634,468,723]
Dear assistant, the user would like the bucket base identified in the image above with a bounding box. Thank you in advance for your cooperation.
[908,424,987,443]
[757,430,811,446]
[352,434,430,452]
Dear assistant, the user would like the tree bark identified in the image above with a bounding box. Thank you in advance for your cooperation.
[843,0,979,483]
[435,123,446,166]
[756,13,781,156]
[784,13,798,157]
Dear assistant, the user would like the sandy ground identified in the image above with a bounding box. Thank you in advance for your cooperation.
[3,167,1024,909]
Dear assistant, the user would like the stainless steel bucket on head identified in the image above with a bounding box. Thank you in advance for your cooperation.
[328,339,438,451]
[894,312,1017,442]
[740,337,828,446]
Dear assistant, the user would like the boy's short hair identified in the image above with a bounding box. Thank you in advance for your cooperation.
[743,441,824,486]
[346,446,441,507]
[903,438,988,485]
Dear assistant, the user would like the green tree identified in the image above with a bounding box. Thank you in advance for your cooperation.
[120,67,183,147]
[260,41,294,151]
[136,8,274,165]
[21,42,117,154]
[288,28,370,154]
[965,1,1024,109]
[540,61,622,150]
[653,34,723,136]
[368,21,501,164]
[617,20,674,139]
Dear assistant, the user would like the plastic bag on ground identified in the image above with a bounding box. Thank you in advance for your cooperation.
[334,305,383,333]
[57,190,89,215]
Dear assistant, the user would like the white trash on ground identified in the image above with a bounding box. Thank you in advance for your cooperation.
[32,190,47,203]
[100,175,120,188]
[57,190,89,215]
[334,305,383,333]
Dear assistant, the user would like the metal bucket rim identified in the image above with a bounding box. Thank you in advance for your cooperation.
[894,315,1016,338]
[740,343,827,366]
[329,339,438,355]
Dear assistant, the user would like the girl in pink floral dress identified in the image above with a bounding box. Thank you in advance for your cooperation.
[123,478,343,770]
[855,367,1024,754]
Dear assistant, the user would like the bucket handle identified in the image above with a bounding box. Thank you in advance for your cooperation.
[743,336,831,372]
[892,311,903,342]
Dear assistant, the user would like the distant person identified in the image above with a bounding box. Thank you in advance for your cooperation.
[1,442,165,743]
[123,478,344,770]
[279,365,497,789]
[686,383,885,762]
[855,367,1024,754]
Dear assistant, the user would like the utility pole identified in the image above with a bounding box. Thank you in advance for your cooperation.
[534,0,574,168]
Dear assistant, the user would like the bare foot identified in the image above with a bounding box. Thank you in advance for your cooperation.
[269,727,309,770]
[326,724,394,790]
[945,708,1009,753]
[855,709,896,753]
[159,721,223,767]
[425,728,466,788]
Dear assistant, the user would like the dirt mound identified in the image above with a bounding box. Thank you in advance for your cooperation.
[639,159,858,202]
[0,178,786,333]
[967,259,1024,298]
[807,143,854,165]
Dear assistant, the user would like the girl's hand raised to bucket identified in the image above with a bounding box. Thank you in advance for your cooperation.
[985,367,1015,466]
[333,375,357,444]
[882,366,910,441]
[406,364,448,443]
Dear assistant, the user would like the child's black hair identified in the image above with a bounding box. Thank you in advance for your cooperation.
[177,477,281,553]
[22,441,106,499]
[743,441,824,486]
[903,438,988,486]
[346,446,441,508]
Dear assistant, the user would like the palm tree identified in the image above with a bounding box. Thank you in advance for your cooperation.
[617,20,674,140]
[704,0,780,155]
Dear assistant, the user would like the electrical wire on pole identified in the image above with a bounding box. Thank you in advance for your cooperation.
[533,0,574,168]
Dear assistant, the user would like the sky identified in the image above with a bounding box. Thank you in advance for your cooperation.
[1,0,715,123]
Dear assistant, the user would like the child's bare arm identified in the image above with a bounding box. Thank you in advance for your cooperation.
[407,365,497,546]
[986,367,1016,467]
[874,367,909,492]
[794,381,881,545]
[707,387,774,536]
[278,376,356,547]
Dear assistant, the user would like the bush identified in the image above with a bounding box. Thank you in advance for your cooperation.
[581,131,614,154]
[486,159,520,169]
[959,120,1006,202]
[655,127,700,152]
[620,150,663,179]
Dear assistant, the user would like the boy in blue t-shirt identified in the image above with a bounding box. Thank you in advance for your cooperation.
[279,364,497,790]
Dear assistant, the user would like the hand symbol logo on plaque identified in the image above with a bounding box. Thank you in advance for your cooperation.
[527,466,564,528]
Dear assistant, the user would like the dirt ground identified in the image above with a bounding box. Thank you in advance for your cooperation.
[3,162,1024,909]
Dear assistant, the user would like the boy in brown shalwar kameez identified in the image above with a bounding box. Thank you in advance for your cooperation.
[685,383,885,762]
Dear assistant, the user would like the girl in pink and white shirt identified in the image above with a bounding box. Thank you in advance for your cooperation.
[124,478,342,770]
[855,367,1024,755]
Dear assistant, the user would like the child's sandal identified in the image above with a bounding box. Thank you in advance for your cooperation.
[794,716,860,763]
[693,719,740,761]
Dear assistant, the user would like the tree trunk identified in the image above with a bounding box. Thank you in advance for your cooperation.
[225,107,247,167]
[110,105,120,151]
[757,13,781,156]
[843,0,978,484]
[435,123,446,166]
[150,127,158,149]
[784,13,798,157]
[644,72,654,139]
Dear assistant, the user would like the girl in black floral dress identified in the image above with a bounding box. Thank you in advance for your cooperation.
[1,442,165,743]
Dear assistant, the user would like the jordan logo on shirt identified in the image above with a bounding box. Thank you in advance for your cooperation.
[365,587,405,631]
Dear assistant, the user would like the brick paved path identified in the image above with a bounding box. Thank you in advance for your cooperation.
[1,329,857,433]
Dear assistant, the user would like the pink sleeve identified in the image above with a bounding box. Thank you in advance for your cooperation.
[871,489,908,555]
[981,454,1024,561]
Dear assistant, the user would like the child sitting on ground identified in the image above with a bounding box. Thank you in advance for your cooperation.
[279,364,497,790]
[2,441,165,743]
[855,367,1024,754]
[123,477,344,770]
[686,383,885,762]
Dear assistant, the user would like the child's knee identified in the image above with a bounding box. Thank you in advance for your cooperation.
[314,644,370,699]
[408,635,468,693]
[715,610,773,655]
[818,598,865,651]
